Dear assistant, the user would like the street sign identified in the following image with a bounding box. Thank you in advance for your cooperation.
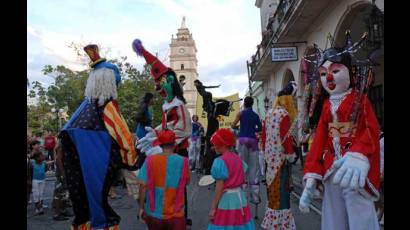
[271,46,298,62]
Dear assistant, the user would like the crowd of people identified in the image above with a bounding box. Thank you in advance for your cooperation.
[27,35,384,230]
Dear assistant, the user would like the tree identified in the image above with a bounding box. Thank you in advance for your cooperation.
[44,65,88,115]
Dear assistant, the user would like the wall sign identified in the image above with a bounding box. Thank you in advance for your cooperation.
[271,46,298,62]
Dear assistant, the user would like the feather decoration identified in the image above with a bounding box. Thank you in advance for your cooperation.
[132,39,144,56]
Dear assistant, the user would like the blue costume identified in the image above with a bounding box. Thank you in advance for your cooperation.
[59,44,136,230]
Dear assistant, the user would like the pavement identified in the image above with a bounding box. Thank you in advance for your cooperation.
[27,164,322,230]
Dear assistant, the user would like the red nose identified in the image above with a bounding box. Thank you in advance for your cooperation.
[326,74,334,82]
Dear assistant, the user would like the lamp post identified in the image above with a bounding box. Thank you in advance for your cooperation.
[51,108,65,132]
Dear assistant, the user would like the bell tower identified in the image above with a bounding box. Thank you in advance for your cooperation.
[170,16,198,116]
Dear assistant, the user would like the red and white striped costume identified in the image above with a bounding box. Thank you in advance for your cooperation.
[156,97,192,151]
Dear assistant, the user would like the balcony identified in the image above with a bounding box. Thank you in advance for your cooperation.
[247,0,335,81]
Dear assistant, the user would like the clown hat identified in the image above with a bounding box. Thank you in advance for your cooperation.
[84,44,106,68]
[132,39,168,80]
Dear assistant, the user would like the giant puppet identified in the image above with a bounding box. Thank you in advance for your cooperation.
[260,81,298,230]
[299,32,381,230]
[194,80,220,175]
[132,39,193,225]
[131,39,192,156]
[59,44,137,230]
[194,79,239,178]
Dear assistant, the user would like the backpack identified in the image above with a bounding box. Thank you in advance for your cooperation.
[44,136,56,150]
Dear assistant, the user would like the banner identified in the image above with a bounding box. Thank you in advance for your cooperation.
[195,93,241,129]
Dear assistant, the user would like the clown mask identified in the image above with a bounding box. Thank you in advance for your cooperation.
[157,73,175,101]
[319,61,350,95]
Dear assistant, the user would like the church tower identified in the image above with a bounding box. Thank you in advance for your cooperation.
[169,16,198,116]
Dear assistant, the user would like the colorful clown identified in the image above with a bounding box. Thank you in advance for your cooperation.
[260,81,298,230]
[299,32,381,230]
[132,38,192,225]
[132,39,192,156]
[59,44,136,230]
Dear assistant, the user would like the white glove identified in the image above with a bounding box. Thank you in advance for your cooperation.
[285,153,296,163]
[299,178,316,213]
[145,146,163,156]
[136,127,160,154]
[332,152,370,190]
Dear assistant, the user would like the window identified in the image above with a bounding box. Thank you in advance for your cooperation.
[181,64,184,70]
[179,75,186,87]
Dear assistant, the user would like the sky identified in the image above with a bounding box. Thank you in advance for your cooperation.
[27,0,262,97]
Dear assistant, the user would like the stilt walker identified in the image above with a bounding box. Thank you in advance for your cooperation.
[260,82,298,230]
[59,44,137,230]
[299,31,381,230]
[132,39,193,225]
[231,96,263,217]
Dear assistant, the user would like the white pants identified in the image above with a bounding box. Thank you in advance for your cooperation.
[188,139,201,170]
[322,174,380,230]
[237,142,260,203]
[32,179,45,203]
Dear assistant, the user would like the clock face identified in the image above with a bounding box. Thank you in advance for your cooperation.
[179,48,185,53]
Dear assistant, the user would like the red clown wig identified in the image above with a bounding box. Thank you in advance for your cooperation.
[211,128,236,148]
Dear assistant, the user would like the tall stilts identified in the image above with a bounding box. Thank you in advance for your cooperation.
[254,202,259,220]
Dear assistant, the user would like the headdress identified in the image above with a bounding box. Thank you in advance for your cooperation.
[84,44,106,68]
[301,30,376,130]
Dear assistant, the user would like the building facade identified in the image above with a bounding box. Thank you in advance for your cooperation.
[169,17,199,116]
[247,0,384,130]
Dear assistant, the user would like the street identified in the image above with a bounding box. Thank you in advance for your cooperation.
[27,161,321,230]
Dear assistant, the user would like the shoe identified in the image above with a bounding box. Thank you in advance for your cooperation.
[53,215,69,221]
[186,218,192,226]
[36,209,44,215]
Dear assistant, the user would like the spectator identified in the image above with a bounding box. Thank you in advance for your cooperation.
[135,92,154,170]
[27,153,33,207]
[44,131,57,171]
[29,140,42,159]
[137,130,190,230]
[52,140,73,221]
[30,152,54,215]
[188,115,203,171]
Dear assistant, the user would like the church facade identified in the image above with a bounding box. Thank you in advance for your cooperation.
[169,17,198,116]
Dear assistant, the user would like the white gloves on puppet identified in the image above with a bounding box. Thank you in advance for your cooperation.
[136,127,163,155]
[332,152,370,189]
[299,152,370,213]
[299,178,317,213]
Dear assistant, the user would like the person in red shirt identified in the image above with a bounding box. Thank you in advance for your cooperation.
[44,131,56,171]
